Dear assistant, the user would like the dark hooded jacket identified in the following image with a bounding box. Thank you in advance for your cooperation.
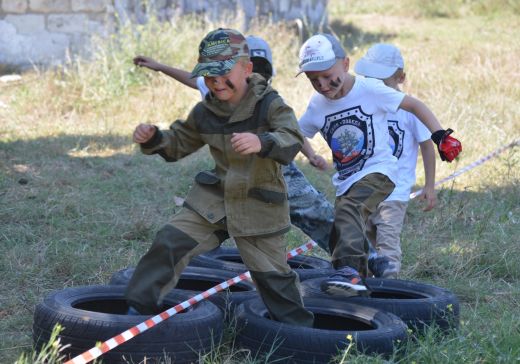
[140,74,304,236]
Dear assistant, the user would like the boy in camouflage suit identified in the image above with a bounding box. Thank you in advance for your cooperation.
[126,28,314,327]
[133,35,334,252]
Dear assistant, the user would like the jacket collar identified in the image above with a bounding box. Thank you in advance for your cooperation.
[203,74,272,123]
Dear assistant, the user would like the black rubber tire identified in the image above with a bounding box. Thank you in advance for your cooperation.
[301,277,460,331]
[109,266,258,312]
[189,246,334,281]
[33,285,223,364]
[235,297,408,363]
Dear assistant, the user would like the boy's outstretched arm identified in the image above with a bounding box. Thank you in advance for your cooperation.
[419,140,437,211]
[134,55,198,89]
[301,138,329,171]
[399,95,462,162]
[399,95,442,132]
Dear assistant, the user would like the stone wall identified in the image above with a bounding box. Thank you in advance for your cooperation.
[112,0,328,29]
[0,0,328,70]
[0,0,112,68]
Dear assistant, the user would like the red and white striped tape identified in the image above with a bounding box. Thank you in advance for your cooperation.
[409,138,519,199]
[64,240,318,364]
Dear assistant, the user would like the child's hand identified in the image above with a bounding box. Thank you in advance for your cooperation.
[133,56,161,72]
[133,123,156,144]
[231,133,261,155]
[420,185,437,211]
[309,154,329,171]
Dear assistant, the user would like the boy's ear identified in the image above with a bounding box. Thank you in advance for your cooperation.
[399,72,406,83]
[342,57,350,71]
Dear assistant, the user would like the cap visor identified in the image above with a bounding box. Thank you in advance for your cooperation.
[295,58,336,77]
[354,59,397,79]
[191,59,237,78]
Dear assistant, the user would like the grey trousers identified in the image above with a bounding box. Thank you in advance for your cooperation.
[329,173,395,276]
[366,200,408,277]
[125,208,314,327]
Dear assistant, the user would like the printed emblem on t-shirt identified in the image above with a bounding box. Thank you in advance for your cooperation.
[322,106,374,180]
[388,120,405,159]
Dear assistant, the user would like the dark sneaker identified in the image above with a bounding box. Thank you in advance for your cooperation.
[320,266,369,297]
[368,255,398,278]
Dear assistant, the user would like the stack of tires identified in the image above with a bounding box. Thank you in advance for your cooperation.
[33,247,459,363]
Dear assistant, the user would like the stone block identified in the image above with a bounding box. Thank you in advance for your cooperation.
[155,0,167,9]
[0,20,70,66]
[4,14,45,34]
[29,0,70,13]
[87,18,108,36]
[0,21,22,64]
[47,13,88,33]
[26,31,70,64]
[71,0,109,12]
[2,0,28,13]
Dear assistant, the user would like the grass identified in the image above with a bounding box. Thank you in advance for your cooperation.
[1,0,520,362]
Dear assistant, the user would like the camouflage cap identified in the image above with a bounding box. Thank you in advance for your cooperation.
[191,28,249,78]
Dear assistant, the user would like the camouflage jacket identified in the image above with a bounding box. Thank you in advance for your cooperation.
[140,74,304,237]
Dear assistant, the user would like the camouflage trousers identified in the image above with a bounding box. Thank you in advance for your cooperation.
[283,162,334,253]
[125,208,314,327]
[329,173,395,277]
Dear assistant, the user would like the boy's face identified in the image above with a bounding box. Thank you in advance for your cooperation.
[304,58,350,100]
[204,60,253,105]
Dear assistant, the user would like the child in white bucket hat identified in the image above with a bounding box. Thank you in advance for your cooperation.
[355,43,437,278]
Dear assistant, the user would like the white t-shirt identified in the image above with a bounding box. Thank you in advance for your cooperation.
[196,76,209,98]
[385,109,431,201]
[299,77,404,196]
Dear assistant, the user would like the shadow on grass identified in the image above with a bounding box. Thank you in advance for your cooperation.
[402,183,520,288]
[0,133,212,211]
[1,134,518,288]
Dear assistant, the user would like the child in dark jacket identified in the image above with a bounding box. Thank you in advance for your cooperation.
[126,28,314,327]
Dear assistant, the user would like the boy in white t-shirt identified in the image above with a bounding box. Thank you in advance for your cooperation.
[297,34,462,296]
[355,44,437,278]
[133,36,335,253]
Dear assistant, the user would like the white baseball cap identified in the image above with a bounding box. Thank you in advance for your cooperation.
[297,33,346,76]
[354,43,404,79]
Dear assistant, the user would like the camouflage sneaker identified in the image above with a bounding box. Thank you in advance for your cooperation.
[320,266,369,297]
[368,255,398,278]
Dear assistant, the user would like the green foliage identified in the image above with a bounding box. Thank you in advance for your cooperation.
[15,325,67,364]
[329,0,520,18]
[61,16,207,106]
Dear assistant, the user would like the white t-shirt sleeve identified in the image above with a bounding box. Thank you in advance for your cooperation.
[409,113,431,143]
[298,95,322,138]
[369,79,405,114]
[196,77,209,99]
